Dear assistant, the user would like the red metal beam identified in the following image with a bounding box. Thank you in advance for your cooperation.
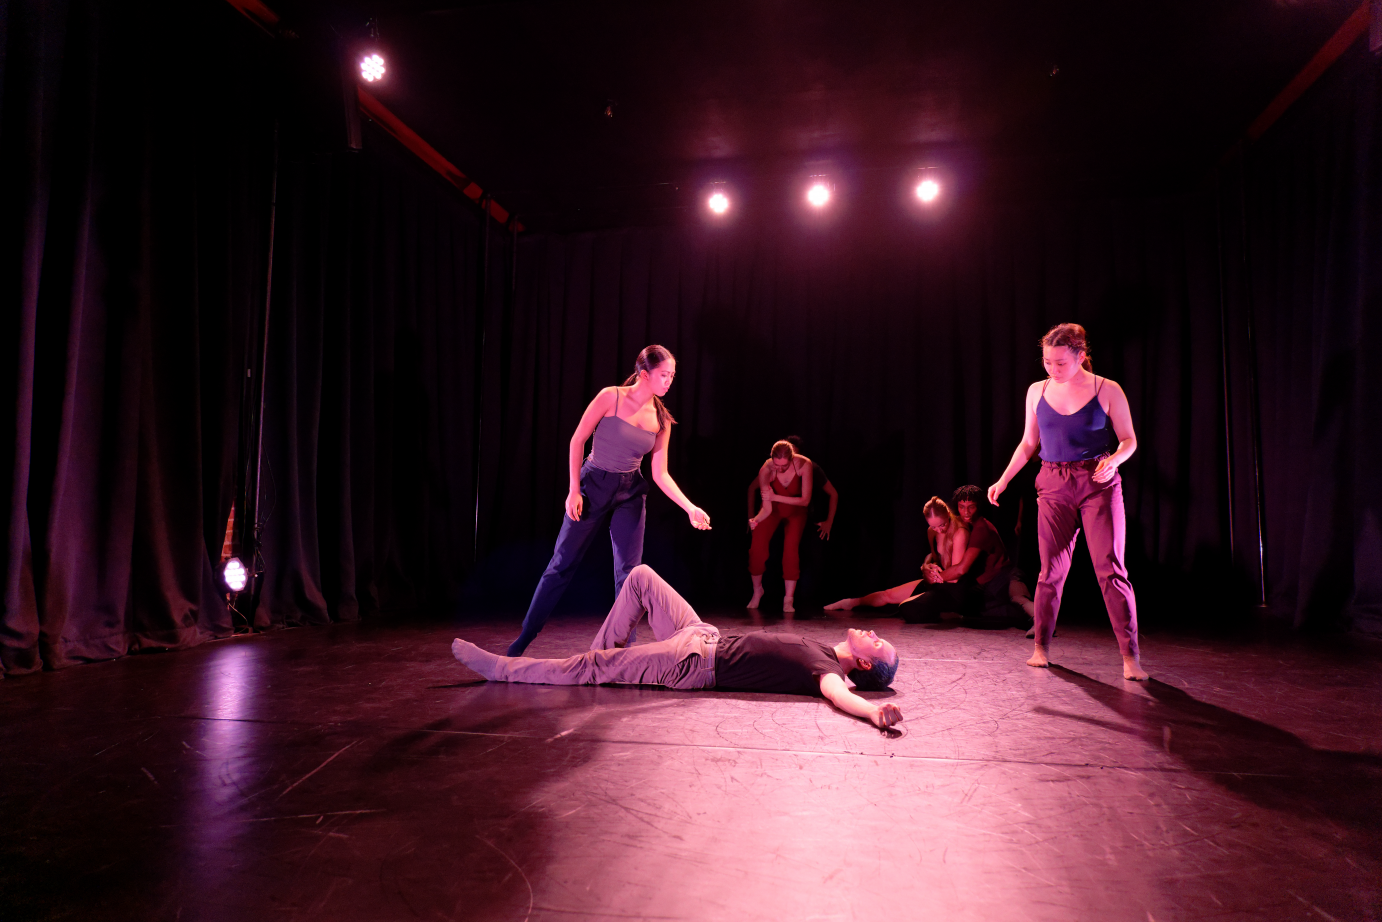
[1245,2,1370,141]
[357,87,518,228]
[223,0,279,35]
[223,0,519,229]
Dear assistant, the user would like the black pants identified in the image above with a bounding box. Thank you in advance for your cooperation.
[508,461,648,656]
[897,581,978,623]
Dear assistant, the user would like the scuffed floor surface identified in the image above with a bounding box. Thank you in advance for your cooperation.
[2,609,1380,922]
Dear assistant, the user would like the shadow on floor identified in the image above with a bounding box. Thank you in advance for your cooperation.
[1039,667,1382,852]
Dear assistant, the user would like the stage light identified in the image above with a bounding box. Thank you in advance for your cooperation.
[360,53,386,83]
[915,178,940,202]
[222,557,249,593]
[708,191,730,214]
[806,182,831,208]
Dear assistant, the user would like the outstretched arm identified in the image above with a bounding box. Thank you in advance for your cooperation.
[819,673,903,729]
[650,428,711,530]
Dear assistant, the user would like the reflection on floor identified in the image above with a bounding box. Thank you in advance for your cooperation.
[3,607,1380,922]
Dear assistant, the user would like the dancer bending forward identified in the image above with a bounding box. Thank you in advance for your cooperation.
[507,345,710,656]
[454,565,902,730]
[747,440,814,612]
[826,497,977,622]
[988,323,1147,680]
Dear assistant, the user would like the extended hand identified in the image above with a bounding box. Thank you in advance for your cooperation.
[987,480,1006,506]
[817,521,832,540]
[1091,458,1119,484]
[565,490,584,521]
[688,506,712,530]
[870,703,903,729]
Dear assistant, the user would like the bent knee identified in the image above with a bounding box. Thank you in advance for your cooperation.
[629,564,656,583]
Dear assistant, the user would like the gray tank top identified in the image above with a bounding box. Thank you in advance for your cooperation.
[589,392,658,473]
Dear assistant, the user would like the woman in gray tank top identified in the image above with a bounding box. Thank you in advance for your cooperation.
[506,345,711,656]
[988,323,1148,681]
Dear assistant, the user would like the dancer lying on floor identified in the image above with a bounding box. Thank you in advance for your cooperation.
[452,565,903,730]
[824,496,975,621]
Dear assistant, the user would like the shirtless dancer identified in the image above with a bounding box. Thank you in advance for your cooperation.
[453,565,903,730]
[825,496,975,621]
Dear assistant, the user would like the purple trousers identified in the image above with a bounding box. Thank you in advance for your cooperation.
[1033,461,1140,657]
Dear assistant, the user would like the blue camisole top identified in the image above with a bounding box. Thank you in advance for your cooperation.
[1036,377,1118,462]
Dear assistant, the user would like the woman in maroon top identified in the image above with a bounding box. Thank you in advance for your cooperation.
[747,440,813,612]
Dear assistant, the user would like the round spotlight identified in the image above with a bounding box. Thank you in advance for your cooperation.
[806,182,831,208]
[222,557,249,593]
[360,53,386,83]
[916,179,941,203]
[708,191,730,214]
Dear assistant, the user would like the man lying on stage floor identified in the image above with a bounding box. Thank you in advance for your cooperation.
[452,564,903,729]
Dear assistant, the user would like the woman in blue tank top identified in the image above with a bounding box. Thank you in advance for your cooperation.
[987,323,1148,681]
[506,345,711,656]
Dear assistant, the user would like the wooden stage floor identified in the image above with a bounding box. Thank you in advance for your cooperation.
[3,607,1380,921]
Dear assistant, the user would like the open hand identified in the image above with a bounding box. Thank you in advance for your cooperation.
[565,490,584,521]
[816,520,832,540]
[870,703,903,729]
[1091,457,1119,484]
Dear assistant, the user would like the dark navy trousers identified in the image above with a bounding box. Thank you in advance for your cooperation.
[507,461,649,656]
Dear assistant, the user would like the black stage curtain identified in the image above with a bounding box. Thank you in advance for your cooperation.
[0,0,504,673]
[3,2,1377,676]
[477,48,1382,633]
[1218,43,1382,632]
[478,198,1230,619]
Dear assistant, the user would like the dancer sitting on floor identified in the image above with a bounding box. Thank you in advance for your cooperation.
[746,440,813,612]
[453,565,903,730]
[825,496,978,622]
[950,484,1036,630]
[988,322,1148,680]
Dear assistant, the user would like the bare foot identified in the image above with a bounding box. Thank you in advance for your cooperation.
[783,598,795,614]
[746,590,763,609]
[824,598,858,611]
[452,639,502,680]
[1026,643,1050,668]
[1123,655,1149,681]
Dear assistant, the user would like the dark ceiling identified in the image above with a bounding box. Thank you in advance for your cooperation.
[283,0,1361,231]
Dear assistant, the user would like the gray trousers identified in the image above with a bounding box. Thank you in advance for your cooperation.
[489,565,719,690]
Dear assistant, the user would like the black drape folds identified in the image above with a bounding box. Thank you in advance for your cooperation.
[477,47,1382,632]
[0,0,269,673]
[0,0,504,672]
[478,202,1229,617]
[1218,43,1382,632]
[255,131,499,628]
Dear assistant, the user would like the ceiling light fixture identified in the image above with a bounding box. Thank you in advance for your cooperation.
[360,53,385,83]
[806,180,831,207]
